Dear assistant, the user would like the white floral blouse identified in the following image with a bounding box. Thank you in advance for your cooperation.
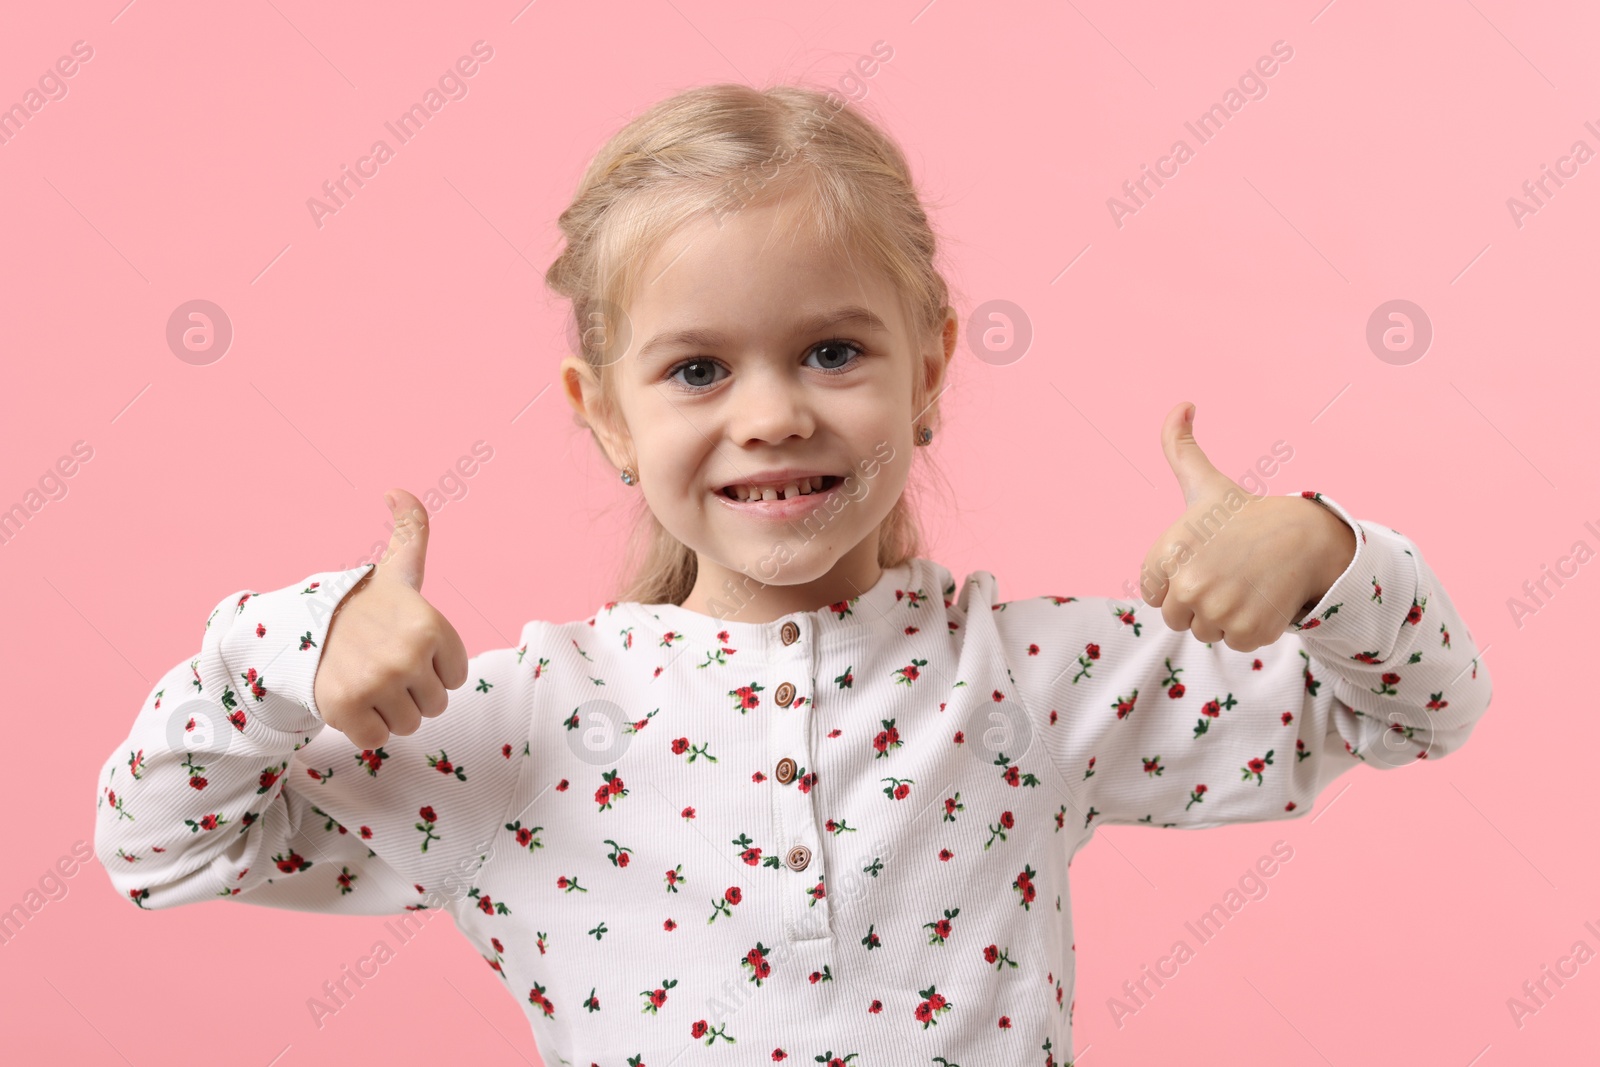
[94,490,1492,1066]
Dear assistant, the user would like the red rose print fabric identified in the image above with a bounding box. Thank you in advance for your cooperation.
[96,492,1492,1065]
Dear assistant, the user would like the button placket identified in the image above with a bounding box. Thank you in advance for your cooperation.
[767,615,827,941]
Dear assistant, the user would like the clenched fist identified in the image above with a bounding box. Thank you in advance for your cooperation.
[312,489,471,749]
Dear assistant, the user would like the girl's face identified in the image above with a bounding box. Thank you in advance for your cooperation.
[561,196,956,618]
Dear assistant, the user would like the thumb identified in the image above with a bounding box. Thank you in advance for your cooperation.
[1160,402,1228,507]
[377,488,431,591]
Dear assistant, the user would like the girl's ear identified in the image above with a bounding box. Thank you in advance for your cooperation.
[922,305,959,398]
[560,355,634,470]
[939,305,959,376]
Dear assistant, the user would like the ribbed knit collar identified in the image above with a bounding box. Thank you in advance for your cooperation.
[610,557,950,652]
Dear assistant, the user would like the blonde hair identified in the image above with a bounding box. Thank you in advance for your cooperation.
[544,82,956,606]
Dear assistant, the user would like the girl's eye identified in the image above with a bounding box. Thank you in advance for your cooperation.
[663,341,863,392]
[665,359,728,391]
[804,339,865,373]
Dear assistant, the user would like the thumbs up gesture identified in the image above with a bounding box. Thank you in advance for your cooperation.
[1137,403,1357,652]
[312,489,471,749]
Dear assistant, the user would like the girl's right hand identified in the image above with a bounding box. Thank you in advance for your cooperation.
[312,488,471,750]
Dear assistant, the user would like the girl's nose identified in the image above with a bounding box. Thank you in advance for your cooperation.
[727,370,816,444]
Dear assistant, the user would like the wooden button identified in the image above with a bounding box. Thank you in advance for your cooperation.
[779,620,799,645]
[785,844,811,871]
[775,757,797,784]
[774,681,796,707]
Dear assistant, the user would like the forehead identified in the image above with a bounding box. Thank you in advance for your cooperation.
[625,199,907,350]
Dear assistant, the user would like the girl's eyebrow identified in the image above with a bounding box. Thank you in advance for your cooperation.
[637,305,891,360]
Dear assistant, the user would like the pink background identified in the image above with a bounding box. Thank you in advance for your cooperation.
[2,0,1593,1062]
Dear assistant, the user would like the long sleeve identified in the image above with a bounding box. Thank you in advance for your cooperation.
[93,565,531,916]
[1000,490,1494,831]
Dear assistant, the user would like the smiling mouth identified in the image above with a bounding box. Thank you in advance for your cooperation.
[719,475,842,502]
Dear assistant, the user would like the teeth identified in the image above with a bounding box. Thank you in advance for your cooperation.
[726,476,830,501]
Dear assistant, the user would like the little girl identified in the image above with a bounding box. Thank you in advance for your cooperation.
[95,83,1492,1065]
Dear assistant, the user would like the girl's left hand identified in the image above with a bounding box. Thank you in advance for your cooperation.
[1136,402,1357,653]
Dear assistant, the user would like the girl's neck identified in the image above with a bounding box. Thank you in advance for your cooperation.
[679,538,883,624]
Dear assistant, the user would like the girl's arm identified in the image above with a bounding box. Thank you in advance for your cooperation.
[1000,492,1493,831]
[93,566,530,915]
